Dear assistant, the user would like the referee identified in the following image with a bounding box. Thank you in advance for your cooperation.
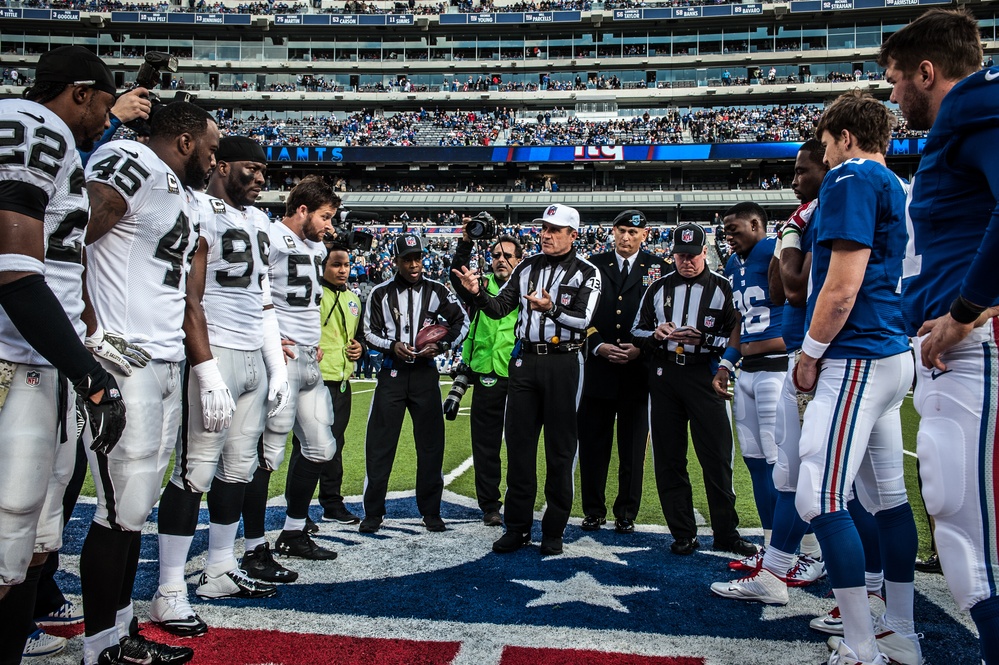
[453,204,601,556]
[360,234,469,533]
[632,223,756,557]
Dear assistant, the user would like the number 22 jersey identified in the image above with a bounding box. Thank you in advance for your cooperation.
[85,140,200,363]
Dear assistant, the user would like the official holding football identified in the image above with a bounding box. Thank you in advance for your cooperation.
[578,210,667,534]
[360,234,469,534]
[452,204,601,556]
[449,230,523,527]
[632,223,756,558]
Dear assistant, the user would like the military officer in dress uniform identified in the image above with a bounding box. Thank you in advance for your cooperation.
[578,210,668,533]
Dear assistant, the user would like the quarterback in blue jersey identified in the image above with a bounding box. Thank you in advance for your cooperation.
[711,203,785,564]
[795,91,919,665]
[881,9,999,664]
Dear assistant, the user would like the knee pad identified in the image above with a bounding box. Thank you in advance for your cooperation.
[916,414,969,519]
[260,433,287,472]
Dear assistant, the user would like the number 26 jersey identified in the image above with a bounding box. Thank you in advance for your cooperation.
[85,141,199,363]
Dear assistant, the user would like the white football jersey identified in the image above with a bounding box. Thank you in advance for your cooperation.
[85,141,199,363]
[268,221,326,347]
[0,100,88,365]
[195,192,270,351]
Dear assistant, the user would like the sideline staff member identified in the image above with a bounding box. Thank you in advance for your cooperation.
[450,232,523,526]
[453,204,601,556]
[632,223,756,558]
[361,234,469,534]
[579,210,667,534]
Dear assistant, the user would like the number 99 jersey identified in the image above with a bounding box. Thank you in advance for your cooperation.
[0,100,88,365]
[85,140,199,363]
[724,236,783,344]
[193,192,270,351]
[267,221,326,348]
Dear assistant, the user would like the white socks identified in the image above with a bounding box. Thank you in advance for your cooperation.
[800,533,822,559]
[883,580,916,634]
[158,533,195,589]
[283,516,306,532]
[206,521,240,569]
[115,603,133,640]
[762,546,796,578]
[835,585,879,662]
[82,627,118,665]
[866,571,885,595]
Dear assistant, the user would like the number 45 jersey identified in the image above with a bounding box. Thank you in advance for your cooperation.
[725,236,783,344]
[194,192,270,351]
[85,140,200,363]
[0,99,88,365]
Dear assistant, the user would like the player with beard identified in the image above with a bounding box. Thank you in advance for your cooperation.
[242,176,342,563]
[0,45,126,663]
[151,137,290,638]
[880,9,999,663]
[80,102,221,665]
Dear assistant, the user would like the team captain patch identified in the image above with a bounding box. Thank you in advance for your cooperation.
[211,199,226,214]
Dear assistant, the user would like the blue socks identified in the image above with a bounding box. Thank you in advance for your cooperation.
[811,510,866,589]
[744,457,778,531]
[769,490,811,555]
[848,495,883,576]
[970,595,999,665]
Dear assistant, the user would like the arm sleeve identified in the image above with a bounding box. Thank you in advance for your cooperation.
[78,114,122,167]
[957,126,999,307]
[362,286,396,354]
[448,239,476,302]
[552,266,601,332]
[439,286,470,349]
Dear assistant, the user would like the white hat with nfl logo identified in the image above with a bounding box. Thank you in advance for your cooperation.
[533,204,580,231]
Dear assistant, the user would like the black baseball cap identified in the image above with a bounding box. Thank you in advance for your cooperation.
[34,46,116,96]
[672,223,707,255]
[395,234,424,258]
[613,209,647,228]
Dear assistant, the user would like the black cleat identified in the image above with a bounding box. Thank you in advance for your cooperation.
[241,542,299,583]
[323,505,361,525]
[304,516,319,534]
[115,618,194,664]
[581,515,606,531]
[275,529,338,560]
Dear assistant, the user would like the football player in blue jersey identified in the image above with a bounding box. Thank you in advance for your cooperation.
[711,203,785,560]
[880,9,999,664]
[794,90,919,665]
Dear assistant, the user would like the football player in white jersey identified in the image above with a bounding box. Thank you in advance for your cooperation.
[151,137,290,637]
[80,102,221,665]
[0,45,126,663]
[241,176,341,563]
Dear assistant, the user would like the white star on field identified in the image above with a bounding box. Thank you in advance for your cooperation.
[548,536,649,565]
[512,571,658,613]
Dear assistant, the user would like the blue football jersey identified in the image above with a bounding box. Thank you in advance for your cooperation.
[781,219,816,352]
[806,159,909,359]
[725,236,783,344]
[902,68,999,335]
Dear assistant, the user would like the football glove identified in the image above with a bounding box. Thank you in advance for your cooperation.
[261,307,290,419]
[85,325,152,376]
[74,366,127,455]
[192,358,236,432]
[266,378,290,418]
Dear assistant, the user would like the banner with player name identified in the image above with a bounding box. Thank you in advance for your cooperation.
[789,0,947,12]
[262,139,925,165]
[612,4,762,20]
[109,10,251,23]
[439,10,579,24]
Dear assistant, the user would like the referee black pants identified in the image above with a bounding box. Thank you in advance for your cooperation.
[503,352,581,538]
[287,379,353,513]
[363,363,445,519]
[648,358,740,543]
[469,374,508,515]
[577,389,649,521]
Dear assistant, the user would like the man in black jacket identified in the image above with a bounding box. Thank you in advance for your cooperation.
[579,210,668,534]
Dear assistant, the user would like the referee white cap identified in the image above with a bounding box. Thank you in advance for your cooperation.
[533,204,580,231]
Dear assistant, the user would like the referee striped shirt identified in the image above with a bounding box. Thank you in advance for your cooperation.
[364,274,469,357]
[631,266,736,357]
[472,251,601,344]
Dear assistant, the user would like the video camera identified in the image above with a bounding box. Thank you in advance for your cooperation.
[324,208,377,252]
[125,52,189,135]
[465,211,497,241]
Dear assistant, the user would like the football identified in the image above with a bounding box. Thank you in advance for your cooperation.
[415,324,449,352]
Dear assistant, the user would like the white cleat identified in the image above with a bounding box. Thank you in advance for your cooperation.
[827,641,889,665]
[728,546,764,572]
[195,567,277,600]
[710,567,789,605]
[828,616,923,665]
[811,593,886,636]
[149,582,209,637]
[786,554,826,587]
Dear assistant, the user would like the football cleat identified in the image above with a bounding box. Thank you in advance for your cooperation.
[195,567,277,600]
[149,584,208,637]
[710,567,789,605]
[323,505,361,525]
[119,617,194,665]
[35,598,84,626]
[828,616,923,665]
[728,546,764,572]
[22,628,67,657]
[786,554,827,587]
[811,593,886,636]
[275,529,338,560]
[826,641,889,665]
[241,542,299,583]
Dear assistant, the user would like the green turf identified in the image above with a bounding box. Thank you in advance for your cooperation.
[81,382,931,556]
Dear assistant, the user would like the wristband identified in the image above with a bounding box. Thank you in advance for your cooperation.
[780,232,802,253]
[801,332,829,359]
[773,236,783,259]
[949,295,986,325]
[192,358,227,392]
[719,359,736,373]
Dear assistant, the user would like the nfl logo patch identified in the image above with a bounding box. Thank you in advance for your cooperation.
[515,359,523,368]
[681,229,694,243]
[656,367,663,376]
[405,237,417,247]
[546,205,559,217]
[390,369,398,378]
[25,371,40,387]
[704,316,715,328]
[349,302,359,317]
[560,292,572,306]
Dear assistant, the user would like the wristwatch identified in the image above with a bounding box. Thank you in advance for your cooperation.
[439,341,451,354]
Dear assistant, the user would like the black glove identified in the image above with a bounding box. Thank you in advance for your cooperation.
[74,366,127,455]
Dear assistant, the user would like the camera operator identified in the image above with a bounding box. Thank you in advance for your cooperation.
[360,234,469,534]
[452,205,601,556]
[78,87,152,165]
[449,223,524,527]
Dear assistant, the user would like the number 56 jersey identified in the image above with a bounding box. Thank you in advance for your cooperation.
[85,140,200,363]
